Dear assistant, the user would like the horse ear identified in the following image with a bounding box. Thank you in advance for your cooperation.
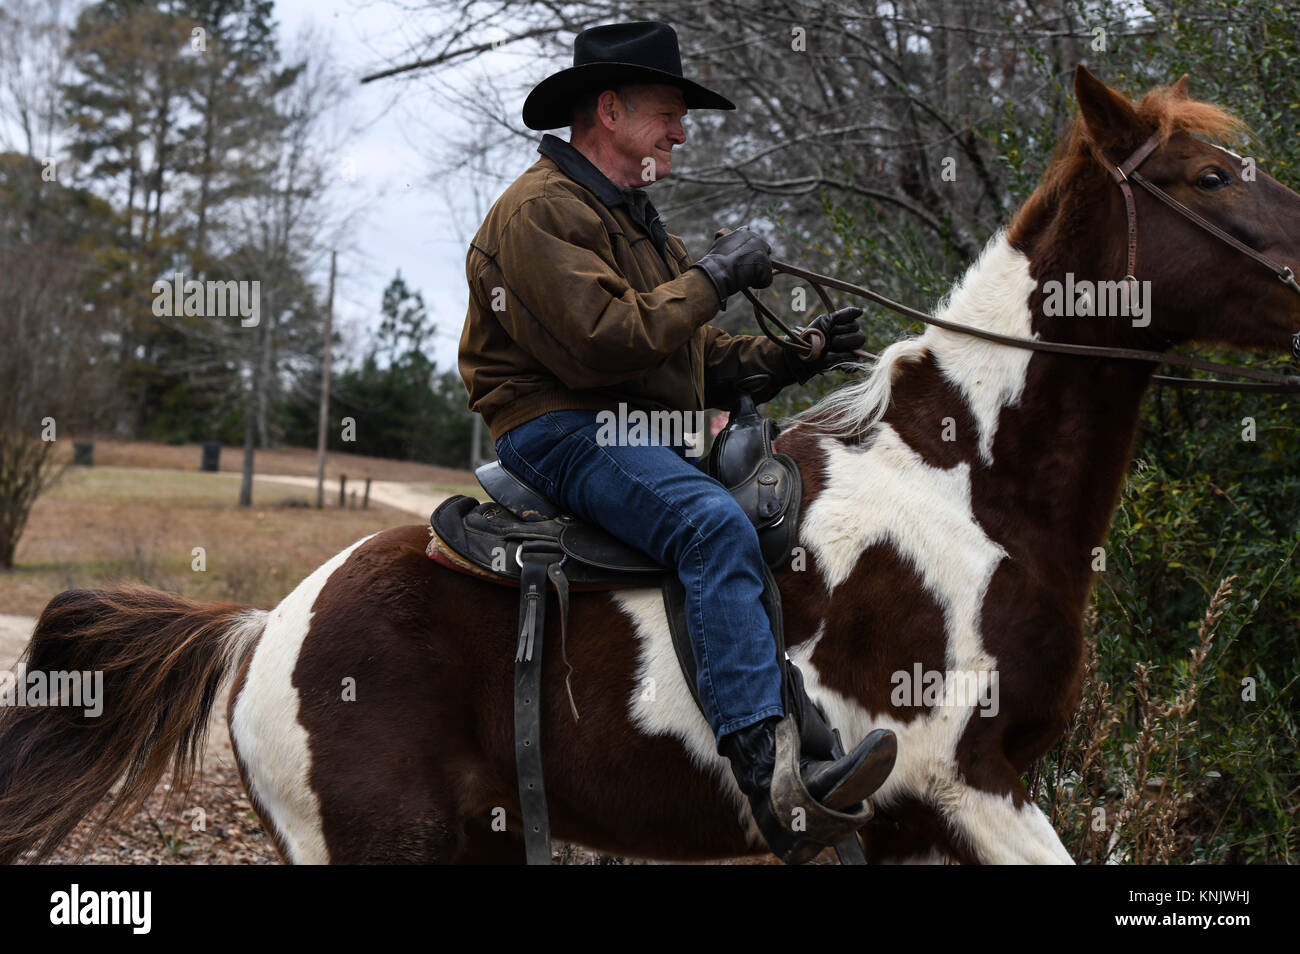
[1074,64,1141,149]
[1171,73,1191,99]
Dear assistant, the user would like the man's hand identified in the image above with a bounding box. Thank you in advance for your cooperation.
[783,307,866,383]
[692,228,773,307]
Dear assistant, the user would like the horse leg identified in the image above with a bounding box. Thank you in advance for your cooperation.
[930,773,1074,864]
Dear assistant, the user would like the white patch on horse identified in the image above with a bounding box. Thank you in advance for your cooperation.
[612,588,765,849]
[786,235,1072,863]
[794,233,1037,465]
[933,782,1075,864]
[924,235,1037,463]
[229,533,378,865]
[1211,141,1247,165]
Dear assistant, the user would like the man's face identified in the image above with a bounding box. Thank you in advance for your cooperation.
[611,84,687,183]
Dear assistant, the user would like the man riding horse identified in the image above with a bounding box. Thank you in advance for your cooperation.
[458,20,897,860]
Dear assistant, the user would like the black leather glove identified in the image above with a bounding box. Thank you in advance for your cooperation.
[782,307,865,384]
[692,228,773,308]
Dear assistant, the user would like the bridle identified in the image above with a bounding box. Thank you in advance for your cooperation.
[734,132,1300,394]
[1095,132,1300,299]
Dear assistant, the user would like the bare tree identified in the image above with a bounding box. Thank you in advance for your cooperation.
[372,0,1096,338]
[224,30,351,506]
[0,240,110,569]
[0,0,78,161]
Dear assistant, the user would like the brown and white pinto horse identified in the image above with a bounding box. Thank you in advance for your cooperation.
[1,67,1297,864]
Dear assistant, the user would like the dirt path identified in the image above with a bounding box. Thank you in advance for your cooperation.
[72,466,462,519]
[228,472,456,517]
[0,613,34,669]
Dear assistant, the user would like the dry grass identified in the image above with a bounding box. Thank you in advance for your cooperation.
[0,467,420,616]
[1032,577,1238,864]
[56,438,475,486]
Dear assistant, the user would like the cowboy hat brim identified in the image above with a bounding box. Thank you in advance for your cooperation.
[522,62,735,130]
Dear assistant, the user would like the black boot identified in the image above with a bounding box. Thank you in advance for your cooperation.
[719,715,896,863]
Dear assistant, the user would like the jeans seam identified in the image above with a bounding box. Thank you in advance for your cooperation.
[541,409,597,440]
[500,431,556,500]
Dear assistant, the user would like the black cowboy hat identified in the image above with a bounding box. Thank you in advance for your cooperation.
[522,21,734,130]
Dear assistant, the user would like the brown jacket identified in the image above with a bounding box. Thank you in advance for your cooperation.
[459,134,793,441]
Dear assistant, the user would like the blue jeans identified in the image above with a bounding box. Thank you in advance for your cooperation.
[496,409,785,743]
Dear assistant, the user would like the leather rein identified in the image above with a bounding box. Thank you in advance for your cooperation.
[736,133,1300,394]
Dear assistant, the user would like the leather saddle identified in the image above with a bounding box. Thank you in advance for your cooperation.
[428,375,802,584]
[426,375,870,865]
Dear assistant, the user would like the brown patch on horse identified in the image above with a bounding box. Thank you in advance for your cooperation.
[810,542,949,725]
[878,353,981,468]
[860,796,981,865]
[951,352,1152,804]
[779,394,952,717]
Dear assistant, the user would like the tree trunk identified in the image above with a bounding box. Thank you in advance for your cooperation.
[239,365,257,508]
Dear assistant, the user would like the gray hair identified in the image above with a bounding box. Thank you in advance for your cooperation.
[569,85,640,131]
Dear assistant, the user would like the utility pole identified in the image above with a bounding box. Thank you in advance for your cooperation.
[470,412,484,469]
[315,250,336,508]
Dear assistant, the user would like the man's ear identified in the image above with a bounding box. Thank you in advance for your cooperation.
[1074,64,1142,152]
[597,89,621,130]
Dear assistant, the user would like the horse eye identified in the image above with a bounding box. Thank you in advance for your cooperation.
[1196,169,1231,190]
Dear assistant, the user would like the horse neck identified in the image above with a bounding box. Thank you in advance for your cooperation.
[797,230,1155,610]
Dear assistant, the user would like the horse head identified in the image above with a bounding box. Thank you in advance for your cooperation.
[1013,65,1300,360]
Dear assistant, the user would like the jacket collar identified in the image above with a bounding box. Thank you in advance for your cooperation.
[538,134,670,262]
[539,134,625,206]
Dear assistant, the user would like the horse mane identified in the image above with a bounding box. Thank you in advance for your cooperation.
[783,337,927,437]
[1025,79,1246,226]
[789,77,1247,439]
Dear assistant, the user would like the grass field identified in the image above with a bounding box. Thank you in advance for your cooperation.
[58,438,479,491]
[0,466,425,617]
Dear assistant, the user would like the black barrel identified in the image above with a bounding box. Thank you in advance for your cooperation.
[200,441,221,472]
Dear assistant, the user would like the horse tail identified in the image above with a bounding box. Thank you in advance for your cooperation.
[0,585,266,863]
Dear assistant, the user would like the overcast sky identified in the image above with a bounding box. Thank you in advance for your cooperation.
[274,0,541,372]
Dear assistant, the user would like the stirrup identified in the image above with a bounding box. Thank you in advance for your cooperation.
[767,715,881,861]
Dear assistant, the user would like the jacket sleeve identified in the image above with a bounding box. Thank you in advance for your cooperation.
[472,194,719,390]
[701,324,799,409]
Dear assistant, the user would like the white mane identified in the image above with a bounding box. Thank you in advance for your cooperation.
[787,231,1038,464]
